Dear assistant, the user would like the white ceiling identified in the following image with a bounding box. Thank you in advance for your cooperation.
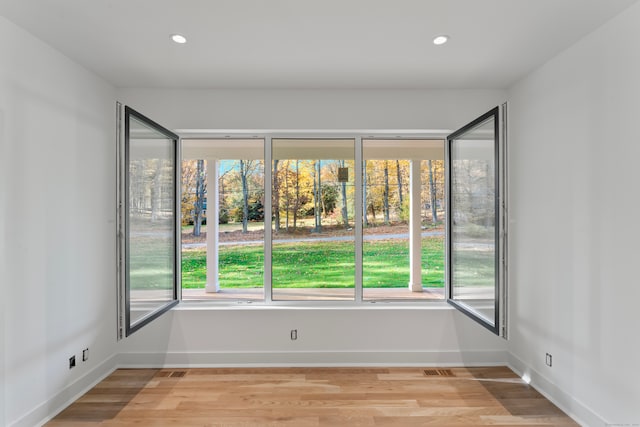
[0,0,637,90]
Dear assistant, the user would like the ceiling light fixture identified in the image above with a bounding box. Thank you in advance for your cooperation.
[433,35,449,46]
[171,34,187,44]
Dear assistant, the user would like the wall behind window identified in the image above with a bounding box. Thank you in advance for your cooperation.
[116,87,508,366]
[508,1,640,424]
[0,16,117,427]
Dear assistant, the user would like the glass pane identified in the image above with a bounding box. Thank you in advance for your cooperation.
[449,114,497,326]
[180,139,265,301]
[126,111,176,332]
[272,139,355,301]
[362,139,445,300]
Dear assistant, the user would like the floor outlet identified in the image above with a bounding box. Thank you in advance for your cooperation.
[545,353,552,367]
[290,329,298,340]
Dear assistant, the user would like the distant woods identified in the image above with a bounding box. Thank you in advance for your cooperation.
[182,159,445,236]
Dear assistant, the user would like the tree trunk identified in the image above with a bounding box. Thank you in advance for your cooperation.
[363,163,369,227]
[240,160,249,233]
[396,160,403,208]
[313,161,321,232]
[383,161,390,225]
[317,161,322,231]
[273,159,280,233]
[321,185,327,223]
[285,162,290,231]
[339,160,348,228]
[219,171,226,222]
[293,160,299,230]
[428,160,438,224]
[193,159,205,236]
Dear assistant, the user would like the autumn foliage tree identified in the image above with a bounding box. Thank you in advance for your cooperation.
[182,156,444,234]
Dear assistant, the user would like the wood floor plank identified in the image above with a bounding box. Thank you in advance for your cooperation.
[47,367,578,426]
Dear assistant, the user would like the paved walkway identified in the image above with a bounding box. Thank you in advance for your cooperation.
[182,231,444,249]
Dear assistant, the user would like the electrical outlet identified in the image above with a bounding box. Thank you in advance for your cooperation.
[290,329,298,340]
[69,355,76,369]
[545,353,552,367]
[82,348,89,362]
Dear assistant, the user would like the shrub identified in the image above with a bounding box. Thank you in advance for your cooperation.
[219,207,229,224]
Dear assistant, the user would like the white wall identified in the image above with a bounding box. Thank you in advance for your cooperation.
[118,307,507,367]
[507,2,640,425]
[116,87,509,367]
[118,88,505,132]
[0,17,118,427]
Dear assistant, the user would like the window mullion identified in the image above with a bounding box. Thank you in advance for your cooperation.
[354,137,363,303]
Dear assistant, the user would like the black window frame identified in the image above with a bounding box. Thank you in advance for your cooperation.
[446,106,504,336]
[124,106,180,337]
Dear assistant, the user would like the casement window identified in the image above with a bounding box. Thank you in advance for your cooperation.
[447,107,507,335]
[117,104,507,338]
[117,106,179,337]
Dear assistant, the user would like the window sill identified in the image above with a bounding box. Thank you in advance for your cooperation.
[174,300,451,311]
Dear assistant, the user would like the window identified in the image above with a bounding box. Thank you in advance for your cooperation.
[362,139,445,301]
[180,137,446,303]
[272,139,356,301]
[447,106,507,336]
[118,104,507,338]
[118,106,179,337]
[180,139,265,301]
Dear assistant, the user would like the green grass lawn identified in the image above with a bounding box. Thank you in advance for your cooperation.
[181,237,446,289]
[272,241,355,288]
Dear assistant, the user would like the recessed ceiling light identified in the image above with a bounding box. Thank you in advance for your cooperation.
[433,35,449,46]
[171,34,187,44]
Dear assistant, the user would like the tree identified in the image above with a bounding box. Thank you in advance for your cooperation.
[396,160,404,208]
[273,159,281,233]
[239,160,249,233]
[312,160,322,232]
[294,160,300,229]
[181,159,208,230]
[320,183,338,215]
[236,160,264,233]
[365,160,384,224]
[218,166,232,224]
[284,160,291,231]
[427,159,438,224]
[363,163,369,227]
[383,160,390,225]
[339,160,349,228]
[181,160,197,224]
[248,198,264,221]
[192,159,206,236]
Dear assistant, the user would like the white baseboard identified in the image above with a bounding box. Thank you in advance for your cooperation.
[10,354,118,427]
[507,353,603,427]
[117,349,509,368]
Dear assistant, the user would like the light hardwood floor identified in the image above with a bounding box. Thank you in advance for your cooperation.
[47,366,578,426]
